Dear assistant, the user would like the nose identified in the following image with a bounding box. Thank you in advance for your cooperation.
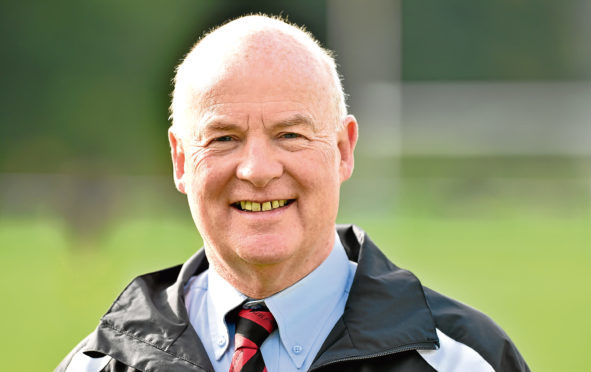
[236,137,283,188]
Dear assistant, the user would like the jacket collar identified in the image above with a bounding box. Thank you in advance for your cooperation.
[310,225,439,369]
[83,225,438,371]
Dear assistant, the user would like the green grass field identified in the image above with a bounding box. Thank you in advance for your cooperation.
[1,157,589,370]
[2,214,588,370]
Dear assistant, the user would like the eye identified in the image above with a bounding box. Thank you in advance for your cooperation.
[280,132,301,139]
[213,135,234,142]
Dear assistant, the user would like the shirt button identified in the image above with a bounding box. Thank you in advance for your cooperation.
[217,336,226,347]
[292,345,303,354]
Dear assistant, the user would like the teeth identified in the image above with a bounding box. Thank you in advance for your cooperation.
[236,199,290,212]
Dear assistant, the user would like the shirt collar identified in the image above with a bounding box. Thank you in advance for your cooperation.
[207,268,246,360]
[264,232,352,368]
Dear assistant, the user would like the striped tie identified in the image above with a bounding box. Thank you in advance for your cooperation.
[229,306,277,372]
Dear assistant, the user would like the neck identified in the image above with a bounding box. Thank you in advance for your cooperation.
[207,237,334,299]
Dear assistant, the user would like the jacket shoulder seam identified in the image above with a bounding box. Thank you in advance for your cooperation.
[100,321,206,370]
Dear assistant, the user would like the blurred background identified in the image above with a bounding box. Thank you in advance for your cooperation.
[1,0,589,370]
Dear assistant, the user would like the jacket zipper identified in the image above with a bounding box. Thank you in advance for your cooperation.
[309,341,438,371]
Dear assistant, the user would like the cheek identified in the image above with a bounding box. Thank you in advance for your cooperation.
[314,146,342,183]
[290,148,342,199]
[186,153,233,201]
[186,158,232,233]
[311,148,343,209]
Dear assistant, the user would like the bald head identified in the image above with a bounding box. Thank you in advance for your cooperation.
[170,15,347,135]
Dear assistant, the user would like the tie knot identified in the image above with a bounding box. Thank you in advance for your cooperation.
[234,307,277,349]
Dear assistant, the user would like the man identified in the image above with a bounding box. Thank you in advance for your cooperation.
[57,15,529,372]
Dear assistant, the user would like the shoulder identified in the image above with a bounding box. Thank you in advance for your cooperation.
[55,266,183,372]
[337,224,529,371]
[56,251,210,372]
[422,286,530,371]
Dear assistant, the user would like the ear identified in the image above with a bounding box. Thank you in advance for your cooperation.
[337,115,358,183]
[168,127,187,194]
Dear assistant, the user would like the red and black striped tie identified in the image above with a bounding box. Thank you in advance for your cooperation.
[229,306,277,372]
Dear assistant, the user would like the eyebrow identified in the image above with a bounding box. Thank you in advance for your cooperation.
[272,114,316,130]
[198,113,316,137]
[199,121,243,137]
[202,121,241,131]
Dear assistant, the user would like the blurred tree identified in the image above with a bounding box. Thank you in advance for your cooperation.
[402,0,587,80]
[0,0,326,175]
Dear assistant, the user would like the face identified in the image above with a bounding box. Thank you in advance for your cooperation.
[169,44,357,286]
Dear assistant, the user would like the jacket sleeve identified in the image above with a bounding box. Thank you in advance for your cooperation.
[55,334,112,372]
[423,287,530,372]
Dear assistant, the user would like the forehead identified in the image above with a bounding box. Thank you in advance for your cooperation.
[177,30,336,126]
[194,97,317,134]
[192,58,333,129]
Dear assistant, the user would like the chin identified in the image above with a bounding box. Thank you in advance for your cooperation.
[237,240,295,266]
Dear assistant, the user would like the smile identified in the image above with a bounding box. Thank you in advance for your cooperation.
[232,199,295,212]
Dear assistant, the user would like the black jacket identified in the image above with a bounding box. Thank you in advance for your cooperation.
[57,224,529,371]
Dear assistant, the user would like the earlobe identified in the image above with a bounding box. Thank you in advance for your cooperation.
[337,115,358,183]
[168,127,187,194]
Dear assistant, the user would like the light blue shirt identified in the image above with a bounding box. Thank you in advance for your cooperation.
[184,232,357,372]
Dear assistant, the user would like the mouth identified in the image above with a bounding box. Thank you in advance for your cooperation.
[232,199,295,212]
